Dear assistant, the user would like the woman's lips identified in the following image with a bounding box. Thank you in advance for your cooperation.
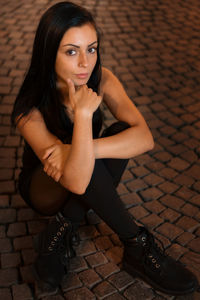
[75,73,88,79]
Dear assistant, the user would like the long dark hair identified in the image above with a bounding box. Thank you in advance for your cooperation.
[11,1,102,141]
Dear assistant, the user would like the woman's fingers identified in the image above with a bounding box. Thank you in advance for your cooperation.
[67,78,75,96]
[42,145,56,160]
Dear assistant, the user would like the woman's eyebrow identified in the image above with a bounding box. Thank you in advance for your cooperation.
[62,41,98,48]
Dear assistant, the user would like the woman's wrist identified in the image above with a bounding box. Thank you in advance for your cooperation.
[74,108,93,120]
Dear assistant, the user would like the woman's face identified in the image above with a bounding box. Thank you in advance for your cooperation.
[55,23,98,89]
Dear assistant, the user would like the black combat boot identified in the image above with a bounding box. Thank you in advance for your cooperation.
[122,227,198,296]
[33,212,74,296]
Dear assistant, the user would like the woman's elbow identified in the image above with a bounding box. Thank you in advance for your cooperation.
[61,179,87,195]
[146,131,154,151]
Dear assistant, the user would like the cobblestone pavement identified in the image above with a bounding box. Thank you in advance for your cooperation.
[0,0,200,299]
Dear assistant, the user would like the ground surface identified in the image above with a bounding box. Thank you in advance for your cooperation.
[0,0,200,299]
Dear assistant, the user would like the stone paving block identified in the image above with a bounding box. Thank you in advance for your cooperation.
[187,238,200,253]
[11,194,27,208]
[0,225,6,238]
[143,173,165,186]
[158,180,179,194]
[181,203,199,217]
[143,200,166,214]
[129,205,149,220]
[174,174,195,187]
[86,251,108,268]
[160,208,181,223]
[19,265,35,284]
[176,216,199,233]
[160,194,184,210]
[41,296,64,300]
[94,236,113,251]
[98,222,114,236]
[121,192,143,208]
[185,165,200,180]
[21,249,37,265]
[7,222,26,237]
[123,281,154,300]
[130,165,150,178]
[93,281,117,299]
[64,286,95,300]
[1,252,21,268]
[0,194,9,207]
[75,240,96,257]
[13,236,33,251]
[157,222,184,241]
[105,246,123,265]
[141,213,163,230]
[0,208,16,223]
[61,272,82,292]
[166,243,188,260]
[27,220,47,235]
[108,270,134,292]
[0,288,12,300]
[139,187,163,201]
[117,182,129,195]
[110,234,122,247]
[96,262,120,279]
[0,237,12,253]
[79,268,102,289]
[17,208,36,221]
[69,256,88,273]
[12,283,33,300]
[104,293,125,300]
[0,268,18,287]
[4,135,20,146]
[175,186,197,201]
[0,180,15,194]
[0,168,13,180]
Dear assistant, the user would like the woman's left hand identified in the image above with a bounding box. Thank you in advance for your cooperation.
[42,143,71,182]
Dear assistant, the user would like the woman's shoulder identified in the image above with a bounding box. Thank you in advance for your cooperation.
[17,107,44,129]
[101,67,114,86]
[100,67,122,96]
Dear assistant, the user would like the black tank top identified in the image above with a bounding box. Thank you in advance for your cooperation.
[21,106,103,172]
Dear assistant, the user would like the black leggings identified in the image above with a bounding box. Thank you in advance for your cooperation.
[28,121,139,240]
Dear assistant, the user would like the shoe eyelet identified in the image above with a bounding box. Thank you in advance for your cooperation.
[141,237,146,242]
[149,254,153,258]
[51,241,55,246]
[60,226,64,231]
[48,246,53,251]
[64,222,68,227]
[54,237,58,241]
[152,258,156,263]
[156,264,160,268]
[57,232,61,236]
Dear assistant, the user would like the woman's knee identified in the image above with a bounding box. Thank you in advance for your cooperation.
[29,164,69,216]
[101,121,130,137]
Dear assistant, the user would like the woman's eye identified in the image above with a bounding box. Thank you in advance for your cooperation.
[88,47,97,54]
[66,49,76,56]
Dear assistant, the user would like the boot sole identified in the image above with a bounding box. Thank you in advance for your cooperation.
[123,261,198,296]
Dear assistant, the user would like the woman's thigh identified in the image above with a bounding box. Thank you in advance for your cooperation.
[29,164,69,216]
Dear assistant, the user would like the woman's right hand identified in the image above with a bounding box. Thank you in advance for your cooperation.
[67,78,102,117]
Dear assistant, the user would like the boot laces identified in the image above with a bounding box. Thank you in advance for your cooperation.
[141,230,166,270]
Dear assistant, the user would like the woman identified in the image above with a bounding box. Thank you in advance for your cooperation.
[11,1,198,297]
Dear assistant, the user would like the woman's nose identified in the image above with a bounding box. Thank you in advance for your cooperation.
[78,53,88,68]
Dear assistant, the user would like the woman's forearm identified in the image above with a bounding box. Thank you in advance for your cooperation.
[94,123,154,159]
[61,111,95,194]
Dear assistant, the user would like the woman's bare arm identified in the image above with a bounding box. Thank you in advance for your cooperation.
[17,108,95,195]
[94,67,154,159]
